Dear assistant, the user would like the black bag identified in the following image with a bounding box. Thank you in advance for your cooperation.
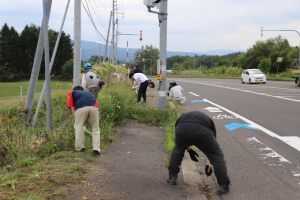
[148,80,155,88]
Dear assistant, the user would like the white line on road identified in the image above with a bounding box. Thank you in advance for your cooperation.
[188,92,199,97]
[248,137,291,163]
[182,80,300,103]
[248,137,300,181]
[203,98,300,152]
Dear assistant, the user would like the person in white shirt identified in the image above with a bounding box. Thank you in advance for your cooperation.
[81,63,102,98]
[129,72,149,103]
[168,82,186,104]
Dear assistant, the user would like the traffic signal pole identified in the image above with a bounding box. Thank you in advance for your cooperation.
[158,0,168,109]
[144,0,168,109]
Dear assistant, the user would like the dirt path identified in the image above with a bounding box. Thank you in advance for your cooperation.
[65,122,187,200]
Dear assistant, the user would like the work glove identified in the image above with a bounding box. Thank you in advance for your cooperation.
[205,164,213,176]
[187,149,199,162]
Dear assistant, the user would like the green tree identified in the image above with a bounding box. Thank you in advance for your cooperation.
[134,45,159,75]
[60,59,73,80]
[241,36,293,73]
[49,30,73,76]
[0,23,73,81]
[19,24,39,77]
[258,57,272,73]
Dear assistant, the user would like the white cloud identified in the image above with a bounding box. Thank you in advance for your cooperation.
[1,0,300,52]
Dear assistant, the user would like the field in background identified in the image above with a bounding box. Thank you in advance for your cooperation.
[0,81,72,109]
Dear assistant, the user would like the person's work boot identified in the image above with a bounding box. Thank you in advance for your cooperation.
[92,150,101,157]
[217,183,230,195]
[167,174,177,185]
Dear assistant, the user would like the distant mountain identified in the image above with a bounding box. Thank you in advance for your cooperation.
[81,40,237,62]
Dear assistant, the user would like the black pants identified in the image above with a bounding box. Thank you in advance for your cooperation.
[168,123,230,186]
[137,80,149,102]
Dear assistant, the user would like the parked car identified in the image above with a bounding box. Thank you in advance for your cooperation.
[241,69,266,84]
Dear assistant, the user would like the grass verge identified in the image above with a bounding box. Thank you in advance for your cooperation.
[0,79,178,199]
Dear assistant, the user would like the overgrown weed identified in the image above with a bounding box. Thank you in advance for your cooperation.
[0,71,178,199]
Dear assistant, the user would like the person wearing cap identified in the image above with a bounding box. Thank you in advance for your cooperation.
[129,71,149,103]
[81,63,103,98]
[167,111,231,195]
[168,82,186,104]
[67,85,101,156]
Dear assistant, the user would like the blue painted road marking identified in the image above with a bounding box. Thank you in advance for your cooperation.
[191,99,206,103]
[225,123,259,131]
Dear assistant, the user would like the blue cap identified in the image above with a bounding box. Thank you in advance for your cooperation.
[84,63,92,69]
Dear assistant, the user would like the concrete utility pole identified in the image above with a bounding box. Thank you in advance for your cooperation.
[104,11,112,62]
[73,0,81,86]
[24,0,52,125]
[43,0,52,132]
[261,27,300,70]
[111,0,116,64]
[158,0,168,109]
[32,0,70,127]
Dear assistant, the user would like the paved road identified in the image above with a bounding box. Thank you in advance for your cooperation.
[171,78,300,200]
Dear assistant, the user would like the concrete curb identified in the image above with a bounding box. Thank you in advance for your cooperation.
[182,152,208,200]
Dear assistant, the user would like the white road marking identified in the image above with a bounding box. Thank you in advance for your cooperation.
[248,137,300,180]
[203,98,300,152]
[248,137,291,163]
[281,136,300,153]
[188,92,199,97]
[182,80,300,103]
[179,79,300,92]
[204,107,223,113]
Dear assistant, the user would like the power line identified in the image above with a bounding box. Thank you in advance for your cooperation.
[82,0,107,43]
[90,0,107,31]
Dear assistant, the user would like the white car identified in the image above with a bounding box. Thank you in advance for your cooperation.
[241,69,266,84]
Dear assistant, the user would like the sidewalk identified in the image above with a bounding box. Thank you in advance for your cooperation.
[65,90,208,200]
[147,91,208,200]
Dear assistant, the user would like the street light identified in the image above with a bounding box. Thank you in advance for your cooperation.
[261,27,300,69]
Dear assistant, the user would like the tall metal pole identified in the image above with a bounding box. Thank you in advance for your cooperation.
[32,0,70,127]
[261,28,300,69]
[104,11,112,62]
[24,0,52,125]
[73,0,81,86]
[111,0,116,64]
[158,0,168,109]
[43,0,52,132]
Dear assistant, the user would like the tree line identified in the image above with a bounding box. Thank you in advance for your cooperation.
[0,23,73,81]
[134,36,299,74]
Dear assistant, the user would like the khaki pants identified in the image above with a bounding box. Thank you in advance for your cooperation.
[174,96,186,104]
[74,106,100,152]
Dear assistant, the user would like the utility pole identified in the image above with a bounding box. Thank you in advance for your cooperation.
[43,0,52,132]
[104,11,112,62]
[32,0,70,127]
[24,0,52,125]
[73,0,81,86]
[158,0,168,109]
[111,0,116,64]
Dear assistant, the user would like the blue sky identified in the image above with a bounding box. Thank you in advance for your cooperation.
[1,0,300,53]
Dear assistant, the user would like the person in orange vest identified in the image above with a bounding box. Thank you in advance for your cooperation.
[67,85,101,156]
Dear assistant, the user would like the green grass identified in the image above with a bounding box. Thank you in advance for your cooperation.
[0,81,72,109]
[0,78,178,199]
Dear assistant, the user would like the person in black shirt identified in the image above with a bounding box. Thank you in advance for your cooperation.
[167,111,231,195]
